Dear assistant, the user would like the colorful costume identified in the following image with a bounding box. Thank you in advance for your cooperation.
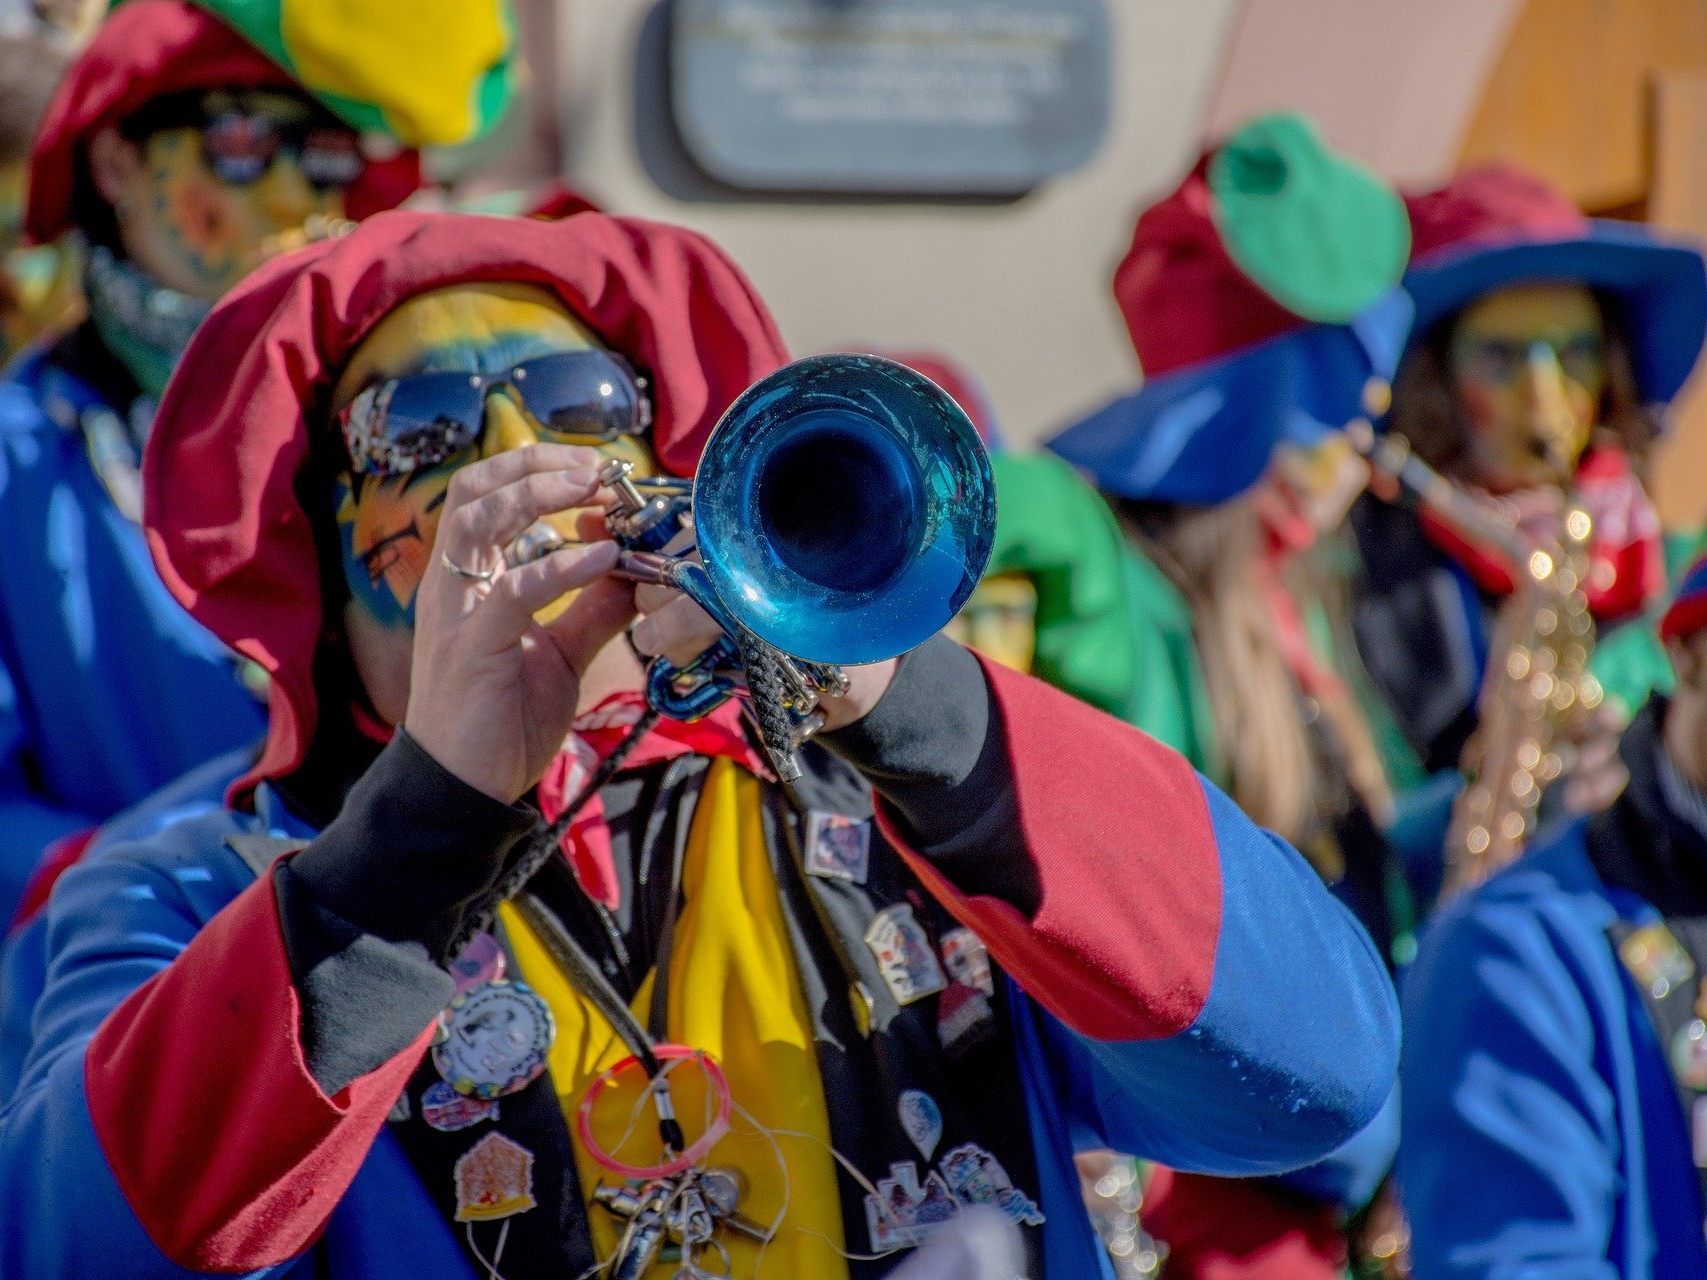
[1400,557,1707,1279]
[0,211,1399,1278]
[1351,166,1707,781]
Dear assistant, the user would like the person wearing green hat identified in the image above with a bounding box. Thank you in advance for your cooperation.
[1035,112,1416,1279]
[0,0,511,936]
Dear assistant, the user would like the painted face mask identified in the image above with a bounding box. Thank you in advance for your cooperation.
[1447,282,1606,493]
[118,88,359,299]
[331,282,655,634]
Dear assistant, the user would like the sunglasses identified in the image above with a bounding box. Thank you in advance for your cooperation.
[338,350,653,476]
[124,91,365,191]
[200,110,364,190]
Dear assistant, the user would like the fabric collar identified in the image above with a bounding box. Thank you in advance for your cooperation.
[1417,444,1664,622]
[85,245,210,402]
[537,692,771,909]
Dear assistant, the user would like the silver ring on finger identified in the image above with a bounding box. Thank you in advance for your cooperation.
[440,551,500,583]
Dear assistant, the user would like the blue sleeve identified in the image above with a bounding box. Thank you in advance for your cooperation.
[1271,1083,1400,1210]
[1039,780,1401,1177]
[0,827,279,1277]
[1399,895,1621,1280]
[0,650,97,913]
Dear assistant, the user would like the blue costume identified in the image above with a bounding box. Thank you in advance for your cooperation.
[1402,699,1707,1280]
[0,329,265,920]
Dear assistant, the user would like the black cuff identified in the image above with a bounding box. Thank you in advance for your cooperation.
[275,864,453,1095]
[286,729,539,964]
[820,635,1038,911]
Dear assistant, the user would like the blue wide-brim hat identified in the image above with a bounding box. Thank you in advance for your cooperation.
[1048,288,1413,505]
[1403,165,1707,407]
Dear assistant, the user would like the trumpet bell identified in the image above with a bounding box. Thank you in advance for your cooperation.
[693,353,996,667]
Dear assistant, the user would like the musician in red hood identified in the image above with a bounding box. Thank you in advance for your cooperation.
[0,209,1398,1278]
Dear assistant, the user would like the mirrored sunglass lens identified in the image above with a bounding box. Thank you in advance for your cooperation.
[299,131,364,189]
[203,113,282,184]
[367,375,486,472]
[520,356,640,438]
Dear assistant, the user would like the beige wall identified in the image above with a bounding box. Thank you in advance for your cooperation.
[552,0,1241,448]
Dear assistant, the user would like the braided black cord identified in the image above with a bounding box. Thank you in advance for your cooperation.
[447,706,661,959]
[735,627,802,782]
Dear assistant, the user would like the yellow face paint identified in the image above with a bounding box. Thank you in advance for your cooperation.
[1448,282,1605,492]
[944,572,1038,673]
[333,283,654,629]
[128,92,346,299]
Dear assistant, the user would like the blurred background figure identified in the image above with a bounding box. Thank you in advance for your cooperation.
[1400,549,1707,1280]
[0,0,514,1083]
[1351,164,1707,903]
[0,33,74,366]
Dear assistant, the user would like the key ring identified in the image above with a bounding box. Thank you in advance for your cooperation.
[577,1045,732,1179]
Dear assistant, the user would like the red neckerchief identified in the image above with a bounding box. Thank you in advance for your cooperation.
[348,691,768,910]
[537,692,770,908]
[1418,444,1663,622]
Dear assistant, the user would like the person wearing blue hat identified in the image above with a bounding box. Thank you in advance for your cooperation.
[1400,548,1707,1279]
[1347,164,1707,868]
[1039,113,1415,1280]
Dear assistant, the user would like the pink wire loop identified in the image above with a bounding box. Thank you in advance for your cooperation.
[575,1044,732,1179]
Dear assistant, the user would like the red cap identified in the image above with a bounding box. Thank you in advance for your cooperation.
[1112,157,1303,379]
[26,0,419,245]
[1405,164,1590,268]
[144,210,788,799]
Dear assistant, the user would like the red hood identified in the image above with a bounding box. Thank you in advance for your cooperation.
[1113,154,1303,378]
[143,209,789,800]
[26,0,420,245]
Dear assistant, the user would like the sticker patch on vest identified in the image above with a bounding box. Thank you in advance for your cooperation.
[865,904,947,1005]
[454,1132,537,1222]
[806,810,871,884]
[940,927,994,996]
[864,1143,1045,1252]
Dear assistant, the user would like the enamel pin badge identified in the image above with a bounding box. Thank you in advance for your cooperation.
[806,810,872,884]
[864,904,947,1006]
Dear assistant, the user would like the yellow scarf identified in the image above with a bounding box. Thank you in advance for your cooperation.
[500,757,849,1277]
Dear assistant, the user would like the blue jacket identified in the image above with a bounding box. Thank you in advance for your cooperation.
[0,745,253,1097]
[0,329,266,920]
[1401,705,1707,1280]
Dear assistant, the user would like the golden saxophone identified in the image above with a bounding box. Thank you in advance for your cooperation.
[1347,423,1601,898]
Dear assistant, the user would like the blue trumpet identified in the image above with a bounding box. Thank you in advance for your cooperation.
[609,353,996,773]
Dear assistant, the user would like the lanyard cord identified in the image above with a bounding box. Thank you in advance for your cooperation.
[448,709,661,961]
[512,889,687,1155]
